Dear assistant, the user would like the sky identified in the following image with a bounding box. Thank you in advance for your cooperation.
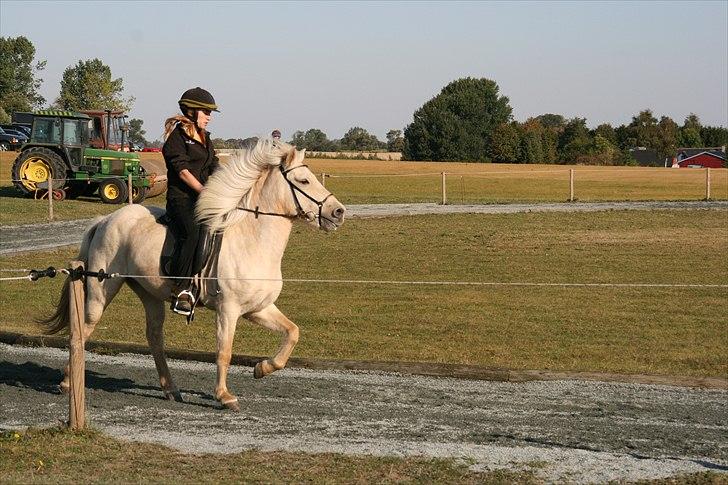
[1,1,726,142]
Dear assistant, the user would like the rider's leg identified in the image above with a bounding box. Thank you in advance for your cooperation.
[167,199,201,313]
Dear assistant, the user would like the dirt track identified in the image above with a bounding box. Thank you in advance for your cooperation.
[2,201,726,255]
[1,343,726,483]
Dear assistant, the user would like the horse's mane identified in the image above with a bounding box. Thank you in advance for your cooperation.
[195,137,291,232]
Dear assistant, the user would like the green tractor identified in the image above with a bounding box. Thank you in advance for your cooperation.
[11,110,152,204]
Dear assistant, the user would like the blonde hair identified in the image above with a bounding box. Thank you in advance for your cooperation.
[163,114,204,144]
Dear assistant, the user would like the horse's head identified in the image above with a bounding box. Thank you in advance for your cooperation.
[270,143,346,232]
[196,138,345,233]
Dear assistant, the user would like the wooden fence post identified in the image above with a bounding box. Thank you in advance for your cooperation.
[705,168,711,200]
[48,176,54,221]
[321,173,326,188]
[441,172,447,205]
[569,169,575,202]
[128,173,133,205]
[68,260,86,430]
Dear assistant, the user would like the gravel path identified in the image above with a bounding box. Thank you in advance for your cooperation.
[1,343,726,483]
[2,201,726,255]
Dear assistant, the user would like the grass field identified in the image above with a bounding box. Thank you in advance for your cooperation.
[1,210,726,378]
[3,428,723,485]
[1,151,726,225]
[0,427,536,484]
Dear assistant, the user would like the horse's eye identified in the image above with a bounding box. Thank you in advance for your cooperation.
[296,178,310,185]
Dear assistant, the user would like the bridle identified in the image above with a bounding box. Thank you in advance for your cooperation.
[237,164,338,227]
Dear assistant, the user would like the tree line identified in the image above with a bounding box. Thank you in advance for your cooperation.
[402,78,728,165]
[210,127,405,153]
[2,36,726,164]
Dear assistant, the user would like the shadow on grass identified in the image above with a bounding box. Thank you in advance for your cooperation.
[0,186,26,199]
[0,360,219,409]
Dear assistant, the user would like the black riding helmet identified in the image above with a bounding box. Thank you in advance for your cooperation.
[179,87,220,113]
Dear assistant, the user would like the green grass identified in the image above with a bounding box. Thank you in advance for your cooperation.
[1,210,726,378]
[0,427,536,484]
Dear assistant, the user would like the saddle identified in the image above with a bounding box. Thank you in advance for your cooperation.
[157,213,224,322]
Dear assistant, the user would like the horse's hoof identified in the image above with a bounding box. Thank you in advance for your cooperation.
[165,390,184,402]
[222,397,240,412]
[254,361,266,379]
[59,383,70,394]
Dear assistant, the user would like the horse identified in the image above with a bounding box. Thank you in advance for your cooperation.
[41,138,346,411]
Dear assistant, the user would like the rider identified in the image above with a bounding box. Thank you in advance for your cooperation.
[162,87,220,315]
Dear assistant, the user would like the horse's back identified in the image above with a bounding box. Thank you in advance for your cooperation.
[88,205,168,275]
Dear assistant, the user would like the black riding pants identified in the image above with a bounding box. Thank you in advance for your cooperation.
[166,196,201,287]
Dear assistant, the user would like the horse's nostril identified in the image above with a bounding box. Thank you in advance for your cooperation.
[333,207,345,218]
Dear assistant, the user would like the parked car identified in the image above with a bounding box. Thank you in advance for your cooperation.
[1,124,31,137]
[0,127,23,151]
[141,147,162,152]
[1,128,29,143]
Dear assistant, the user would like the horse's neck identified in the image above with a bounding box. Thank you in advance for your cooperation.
[225,213,293,268]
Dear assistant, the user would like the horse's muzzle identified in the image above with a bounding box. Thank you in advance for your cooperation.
[320,202,346,232]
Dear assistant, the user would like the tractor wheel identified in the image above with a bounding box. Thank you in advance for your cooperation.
[131,185,147,204]
[11,148,68,197]
[99,178,128,204]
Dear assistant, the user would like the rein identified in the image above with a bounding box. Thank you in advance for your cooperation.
[237,164,337,226]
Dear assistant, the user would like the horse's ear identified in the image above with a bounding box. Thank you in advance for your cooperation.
[283,148,296,168]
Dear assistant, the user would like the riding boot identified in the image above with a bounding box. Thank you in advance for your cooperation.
[170,285,195,316]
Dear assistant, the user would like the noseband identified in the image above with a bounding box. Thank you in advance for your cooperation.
[237,164,338,227]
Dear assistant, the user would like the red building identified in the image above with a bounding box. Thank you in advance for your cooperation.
[674,148,726,168]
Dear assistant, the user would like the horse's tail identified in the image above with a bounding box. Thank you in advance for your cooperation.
[38,217,104,335]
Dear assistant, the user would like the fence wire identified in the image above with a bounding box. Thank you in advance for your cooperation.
[1,267,726,288]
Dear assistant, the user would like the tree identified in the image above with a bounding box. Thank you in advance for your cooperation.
[700,126,728,147]
[519,129,544,164]
[127,118,148,146]
[55,58,134,111]
[535,113,566,131]
[386,129,404,153]
[655,116,679,159]
[627,110,660,149]
[291,128,333,151]
[593,123,616,145]
[403,77,512,162]
[679,113,703,148]
[558,118,593,162]
[541,129,559,164]
[592,134,618,164]
[614,124,631,150]
[340,126,382,151]
[0,36,46,114]
[488,123,520,162]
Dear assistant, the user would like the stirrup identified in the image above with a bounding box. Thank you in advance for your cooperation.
[172,289,196,316]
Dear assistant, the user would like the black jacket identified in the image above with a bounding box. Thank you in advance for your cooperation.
[163,124,219,200]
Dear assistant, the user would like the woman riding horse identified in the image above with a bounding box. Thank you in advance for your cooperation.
[41,138,346,411]
[163,87,220,315]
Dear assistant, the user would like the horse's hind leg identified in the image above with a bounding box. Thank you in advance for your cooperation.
[246,304,299,379]
[127,280,182,402]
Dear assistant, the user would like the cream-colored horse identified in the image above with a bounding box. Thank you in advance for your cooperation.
[42,138,346,410]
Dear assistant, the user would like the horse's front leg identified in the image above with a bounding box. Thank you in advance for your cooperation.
[246,304,299,379]
[215,303,241,411]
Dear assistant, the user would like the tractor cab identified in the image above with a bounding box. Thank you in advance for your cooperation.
[11,110,152,204]
[30,111,91,169]
[81,110,131,151]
